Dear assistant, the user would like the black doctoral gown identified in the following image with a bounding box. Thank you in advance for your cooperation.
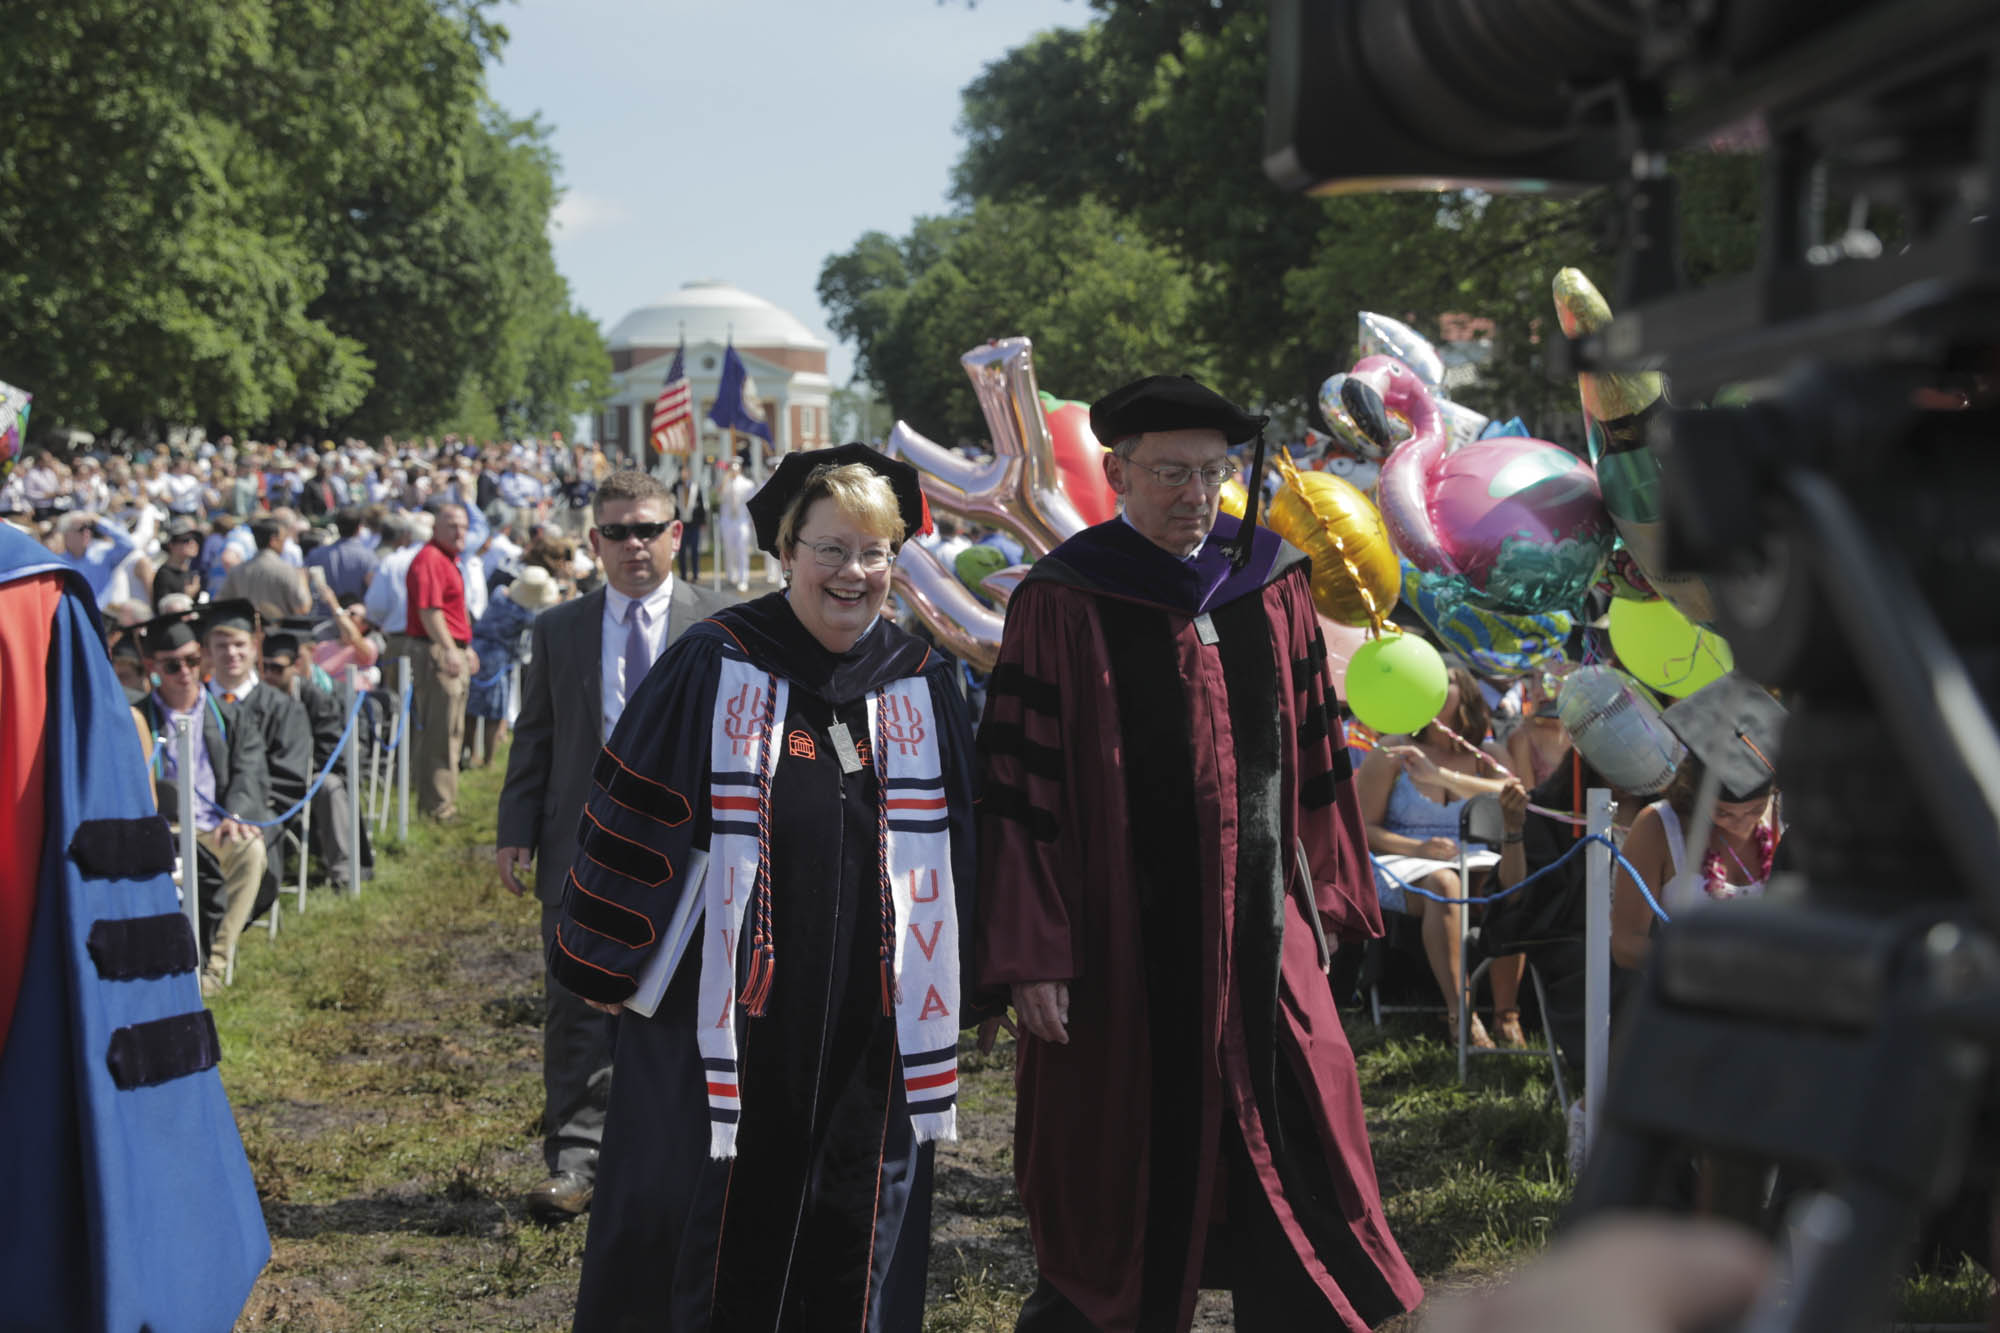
[548,594,979,1333]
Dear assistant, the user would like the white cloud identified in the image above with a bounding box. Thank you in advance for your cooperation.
[548,192,631,237]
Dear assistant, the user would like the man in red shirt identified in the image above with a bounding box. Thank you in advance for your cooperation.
[405,502,472,819]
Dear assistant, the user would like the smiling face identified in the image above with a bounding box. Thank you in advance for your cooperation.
[1103,427,1231,557]
[205,625,257,689]
[148,640,205,708]
[588,497,680,600]
[782,496,896,654]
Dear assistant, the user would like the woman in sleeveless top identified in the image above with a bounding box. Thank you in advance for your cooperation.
[1610,756,1781,970]
[1357,668,1532,1048]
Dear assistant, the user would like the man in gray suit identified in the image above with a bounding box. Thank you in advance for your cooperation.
[495,469,732,1222]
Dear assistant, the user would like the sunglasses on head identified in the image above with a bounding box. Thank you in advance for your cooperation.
[597,521,670,542]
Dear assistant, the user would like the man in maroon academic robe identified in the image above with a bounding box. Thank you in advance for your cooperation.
[978,375,1423,1332]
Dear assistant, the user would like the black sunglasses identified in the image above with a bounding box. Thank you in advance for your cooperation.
[597,521,670,542]
[261,660,293,673]
[156,655,200,675]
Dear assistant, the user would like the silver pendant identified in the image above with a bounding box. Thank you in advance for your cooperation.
[827,721,865,774]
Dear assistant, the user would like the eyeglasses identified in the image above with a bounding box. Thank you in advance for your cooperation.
[801,540,894,572]
[597,521,670,542]
[1124,459,1236,489]
[261,660,293,673]
[156,655,200,675]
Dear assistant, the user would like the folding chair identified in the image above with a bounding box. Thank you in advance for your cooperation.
[1457,792,1570,1107]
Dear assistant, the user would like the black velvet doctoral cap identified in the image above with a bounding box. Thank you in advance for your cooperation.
[1663,673,1787,802]
[135,609,201,656]
[747,443,932,557]
[198,599,262,638]
[1089,374,1268,448]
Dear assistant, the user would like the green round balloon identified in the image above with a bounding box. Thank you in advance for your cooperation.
[1345,633,1450,735]
[1607,596,1734,697]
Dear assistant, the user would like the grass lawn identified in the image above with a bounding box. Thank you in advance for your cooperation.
[213,747,1993,1330]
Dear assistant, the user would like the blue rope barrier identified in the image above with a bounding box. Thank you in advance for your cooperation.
[192,690,366,830]
[1376,832,1674,923]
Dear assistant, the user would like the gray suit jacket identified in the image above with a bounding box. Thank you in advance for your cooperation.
[497,579,733,905]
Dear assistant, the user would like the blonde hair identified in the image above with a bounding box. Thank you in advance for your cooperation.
[775,462,906,552]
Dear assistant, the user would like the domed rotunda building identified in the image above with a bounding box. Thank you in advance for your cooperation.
[594,280,833,471]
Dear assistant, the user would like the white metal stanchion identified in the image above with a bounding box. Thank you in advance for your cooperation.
[177,718,199,945]
[368,726,385,832]
[1584,786,1615,1161]
[346,666,363,897]
[396,656,411,842]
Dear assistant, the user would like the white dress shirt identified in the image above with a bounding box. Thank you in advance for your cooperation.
[601,576,676,740]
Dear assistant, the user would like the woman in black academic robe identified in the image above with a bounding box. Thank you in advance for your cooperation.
[547,446,981,1332]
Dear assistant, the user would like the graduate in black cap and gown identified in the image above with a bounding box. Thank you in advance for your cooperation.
[131,607,272,992]
[977,375,1422,1332]
[201,600,314,921]
[549,445,983,1332]
[262,622,373,885]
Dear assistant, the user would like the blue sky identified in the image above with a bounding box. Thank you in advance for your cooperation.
[484,0,1087,389]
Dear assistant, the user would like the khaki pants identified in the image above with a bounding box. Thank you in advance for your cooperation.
[199,825,268,981]
[411,640,469,819]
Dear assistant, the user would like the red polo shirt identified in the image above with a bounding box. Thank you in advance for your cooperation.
[404,542,470,643]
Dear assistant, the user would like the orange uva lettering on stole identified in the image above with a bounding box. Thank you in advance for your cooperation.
[909,920,943,961]
[910,868,940,903]
[918,985,951,1021]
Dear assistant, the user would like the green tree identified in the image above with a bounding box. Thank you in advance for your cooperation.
[822,198,1206,443]
[0,0,605,442]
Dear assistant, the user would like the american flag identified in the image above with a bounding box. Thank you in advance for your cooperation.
[650,342,694,455]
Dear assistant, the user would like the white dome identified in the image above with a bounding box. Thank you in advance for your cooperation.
[606,280,827,353]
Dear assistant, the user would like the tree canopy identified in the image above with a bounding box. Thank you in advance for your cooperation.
[0,0,608,441]
[823,0,1758,443]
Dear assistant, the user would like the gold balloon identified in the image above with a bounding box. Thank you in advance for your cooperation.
[1268,452,1400,627]
[1218,476,1249,520]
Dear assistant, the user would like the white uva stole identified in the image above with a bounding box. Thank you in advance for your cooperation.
[689,653,959,1158]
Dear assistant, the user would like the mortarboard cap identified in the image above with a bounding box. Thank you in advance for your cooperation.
[263,630,304,657]
[1663,673,1786,802]
[135,608,201,656]
[1089,374,1268,448]
[747,443,932,557]
[198,599,262,638]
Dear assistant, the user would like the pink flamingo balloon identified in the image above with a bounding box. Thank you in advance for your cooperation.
[1361,354,1611,616]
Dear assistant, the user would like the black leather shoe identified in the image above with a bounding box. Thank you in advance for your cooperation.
[525,1170,593,1222]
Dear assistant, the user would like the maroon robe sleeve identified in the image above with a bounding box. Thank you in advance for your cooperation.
[977,582,1086,987]
[1277,570,1385,945]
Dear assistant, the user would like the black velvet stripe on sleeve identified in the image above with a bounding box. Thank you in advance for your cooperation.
[1290,634,1328,688]
[987,662,1061,717]
[106,1010,220,1089]
[86,914,200,980]
[564,871,658,949]
[977,722,1065,780]
[594,748,694,826]
[1301,770,1341,810]
[578,808,674,887]
[68,816,177,880]
[982,782,1059,842]
[1298,700,1329,748]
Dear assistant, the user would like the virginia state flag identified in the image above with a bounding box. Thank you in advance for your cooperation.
[707,342,772,441]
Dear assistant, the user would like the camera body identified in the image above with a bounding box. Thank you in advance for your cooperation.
[1268,4,2000,1329]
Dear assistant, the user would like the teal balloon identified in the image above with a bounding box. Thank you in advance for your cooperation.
[1401,557,1572,679]
[1345,633,1450,735]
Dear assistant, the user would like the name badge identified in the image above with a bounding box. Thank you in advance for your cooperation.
[1194,612,1219,646]
[827,721,865,774]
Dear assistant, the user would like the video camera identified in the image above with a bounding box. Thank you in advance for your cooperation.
[1267,3,2000,1329]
